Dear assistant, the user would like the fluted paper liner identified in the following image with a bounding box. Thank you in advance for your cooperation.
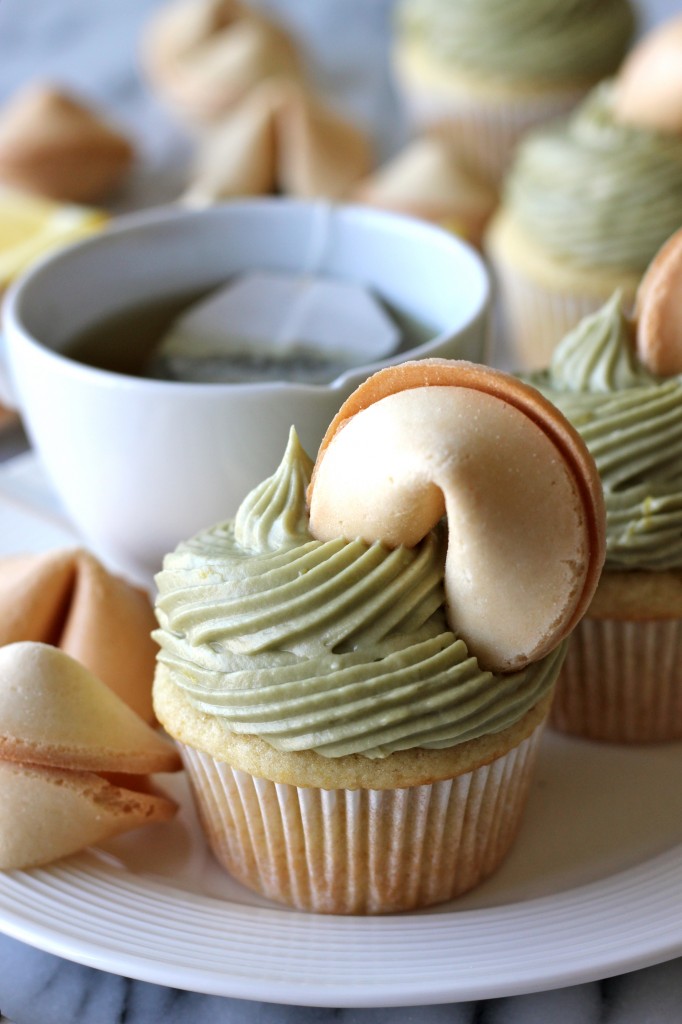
[486,207,642,369]
[393,47,586,189]
[552,617,682,743]
[491,253,613,370]
[0,548,158,721]
[178,721,544,915]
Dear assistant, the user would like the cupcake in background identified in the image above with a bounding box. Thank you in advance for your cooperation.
[153,360,605,914]
[526,248,682,741]
[392,0,635,190]
[486,14,682,370]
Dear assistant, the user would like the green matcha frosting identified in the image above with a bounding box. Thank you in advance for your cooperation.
[505,83,682,272]
[398,0,634,84]
[154,429,562,760]
[529,292,682,570]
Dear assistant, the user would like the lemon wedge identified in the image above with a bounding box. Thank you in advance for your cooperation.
[0,187,107,288]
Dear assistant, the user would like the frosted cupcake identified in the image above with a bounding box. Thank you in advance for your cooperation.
[153,360,604,914]
[527,292,682,742]
[487,70,682,369]
[392,0,634,188]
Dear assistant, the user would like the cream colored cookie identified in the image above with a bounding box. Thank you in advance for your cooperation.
[0,642,179,774]
[0,642,180,871]
[184,78,372,204]
[308,359,605,672]
[613,15,682,134]
[0,83,133,203]
[634,226,682,376]
[0,548,158,722]
[141,0,302,124]
[352,135,497,247]
[0,760,176,871]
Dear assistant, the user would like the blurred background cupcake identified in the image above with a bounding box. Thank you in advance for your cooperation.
[153,436,564,914]
[487,13,682,370]
[525,233,682,742]
[391,0,635,190]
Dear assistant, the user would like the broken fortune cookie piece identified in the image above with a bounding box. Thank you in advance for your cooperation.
[0,642,181,871]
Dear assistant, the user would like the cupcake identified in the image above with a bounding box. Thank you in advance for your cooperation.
[526,287,682,742]
[392,0,635,189]
[153,359,605,914]
[486,16,682,370]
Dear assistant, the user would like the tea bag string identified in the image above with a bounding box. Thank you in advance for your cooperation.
[274,200,334,348]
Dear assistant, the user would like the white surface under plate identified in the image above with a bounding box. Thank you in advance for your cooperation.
[1,454,682,1008]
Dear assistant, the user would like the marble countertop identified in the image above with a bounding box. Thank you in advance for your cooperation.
[1,0,682,1021]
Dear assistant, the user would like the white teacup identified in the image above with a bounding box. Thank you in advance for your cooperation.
[1,199,490,583]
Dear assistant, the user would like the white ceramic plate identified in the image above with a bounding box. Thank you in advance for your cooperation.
[1,456,682,1008]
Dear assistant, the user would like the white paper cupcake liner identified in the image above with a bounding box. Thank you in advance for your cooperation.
[552,617,682,743]
[394,62,585,189]
[489,250,616,370]
[179,722,545,914]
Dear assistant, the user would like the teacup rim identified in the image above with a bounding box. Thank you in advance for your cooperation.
[2,197,491,397]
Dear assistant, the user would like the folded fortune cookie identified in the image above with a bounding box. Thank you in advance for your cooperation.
[0,548,158,723]
[0,642,181,871]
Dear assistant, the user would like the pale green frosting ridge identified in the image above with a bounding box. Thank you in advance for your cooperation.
[154,429,562,759]
[505,83,682,272]
[398,0,634,83]
[529,293,682,570]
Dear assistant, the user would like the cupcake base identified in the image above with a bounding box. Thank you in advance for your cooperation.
[155,667,553,914]
[393,40,588,190]
[551,570,682,743]
[179,723,544,914]
[486,209,640,370]
[552,617,682,743]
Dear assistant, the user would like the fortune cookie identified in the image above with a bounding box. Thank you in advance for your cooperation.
[0,642,180,870]
[184,78,372,203]
[308,359,605,672]
[0,83,134,203]
[613,15,682,134]
[0,549,158,722]
[635,226,682,376]
[353,136,498,248]
[141,0,302,124]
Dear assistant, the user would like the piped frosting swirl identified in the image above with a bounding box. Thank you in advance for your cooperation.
[529,292,682,569]
[504,83,682,273]
[154,429,562,759]
[398,0,634,84]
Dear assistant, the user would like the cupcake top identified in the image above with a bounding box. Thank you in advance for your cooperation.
[153,429,562,760]
[502,82,682,274]
[397,0,634,86]
[528,292,682,570]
